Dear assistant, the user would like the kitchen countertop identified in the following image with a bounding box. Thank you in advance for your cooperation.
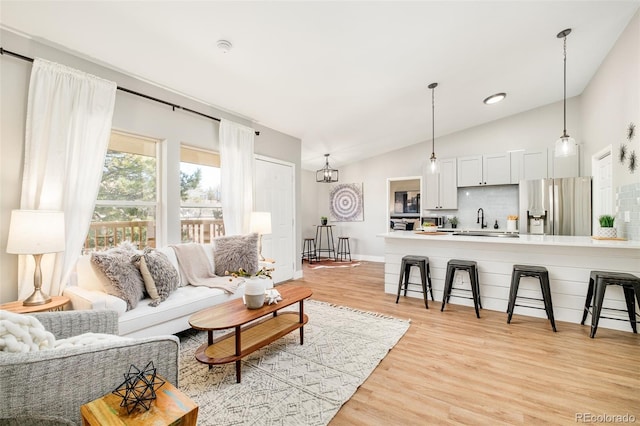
[379,230,640,249]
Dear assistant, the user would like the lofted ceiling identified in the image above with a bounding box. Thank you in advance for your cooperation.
[1,1,638,171]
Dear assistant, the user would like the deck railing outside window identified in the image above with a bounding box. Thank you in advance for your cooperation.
[83,219,225,253]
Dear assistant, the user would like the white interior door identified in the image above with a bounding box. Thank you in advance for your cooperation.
[255,157,295,283]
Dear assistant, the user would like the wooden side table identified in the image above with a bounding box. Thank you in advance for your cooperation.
[0,295,69,313]
[80,378,197,426]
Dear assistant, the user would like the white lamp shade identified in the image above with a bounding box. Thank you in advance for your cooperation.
[6,210,66,254]
[250,212,272,235]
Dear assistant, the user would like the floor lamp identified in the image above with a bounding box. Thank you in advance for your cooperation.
[250,212,272,262]
[6,210,65,306]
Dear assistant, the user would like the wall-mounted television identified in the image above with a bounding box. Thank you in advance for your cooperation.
[394,191,420,214]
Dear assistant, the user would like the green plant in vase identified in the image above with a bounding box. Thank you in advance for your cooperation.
[448,216,458,229]
[320,216,328,225]
[597,214,616,238]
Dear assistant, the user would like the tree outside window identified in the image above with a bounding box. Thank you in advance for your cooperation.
[180,146,224,242]
[86,131,159,252]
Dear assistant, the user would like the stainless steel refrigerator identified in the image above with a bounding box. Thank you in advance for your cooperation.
[519,177,592,236]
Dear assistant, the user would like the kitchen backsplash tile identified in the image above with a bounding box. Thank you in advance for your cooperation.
[616,182,640,241]
[453,185,519,230]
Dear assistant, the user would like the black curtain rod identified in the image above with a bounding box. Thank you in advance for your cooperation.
[0,47,259,136]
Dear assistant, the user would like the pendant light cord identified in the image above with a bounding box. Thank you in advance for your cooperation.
[431,85,435,155]
[562,35,567,136]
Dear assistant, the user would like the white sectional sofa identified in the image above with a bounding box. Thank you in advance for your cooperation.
[64,244,273,337]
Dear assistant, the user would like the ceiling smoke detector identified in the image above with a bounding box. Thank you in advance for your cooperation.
[216,40,232,53]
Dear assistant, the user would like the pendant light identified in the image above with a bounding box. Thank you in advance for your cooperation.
[555,28,577,157]
[316,153,339,183]
[428,82,440,174]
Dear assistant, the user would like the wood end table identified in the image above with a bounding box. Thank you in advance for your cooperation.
[80,377,197,426]
[0,295,69,314]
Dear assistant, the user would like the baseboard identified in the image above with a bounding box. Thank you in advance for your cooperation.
[351,254,384,263]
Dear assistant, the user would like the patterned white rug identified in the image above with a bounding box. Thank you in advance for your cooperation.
[178,300,410,426]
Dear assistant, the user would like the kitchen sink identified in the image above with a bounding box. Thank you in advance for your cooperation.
[452,231,520,238]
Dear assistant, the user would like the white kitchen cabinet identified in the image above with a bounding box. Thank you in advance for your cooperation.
[457,153,510,187]
[424,158,457,210]
[510,149,548,183]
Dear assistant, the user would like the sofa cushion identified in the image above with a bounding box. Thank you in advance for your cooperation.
[131,248,180,307]
[117,284,244,336]
[213,233,259,276]
[91,247,144,311]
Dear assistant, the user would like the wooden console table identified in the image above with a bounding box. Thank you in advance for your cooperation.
[188,284,312,383]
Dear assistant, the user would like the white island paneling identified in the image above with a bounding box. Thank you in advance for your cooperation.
[381,231,640,332]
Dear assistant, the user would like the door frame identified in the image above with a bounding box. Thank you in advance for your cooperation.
[591,145,612,233]
[386,176,422,231]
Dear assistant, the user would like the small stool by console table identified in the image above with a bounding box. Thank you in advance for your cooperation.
[315,225,336,260]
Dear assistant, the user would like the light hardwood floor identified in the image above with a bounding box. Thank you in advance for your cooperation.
[294,260,640,425]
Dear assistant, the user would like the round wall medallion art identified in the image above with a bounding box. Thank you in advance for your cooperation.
[329,183,364,222]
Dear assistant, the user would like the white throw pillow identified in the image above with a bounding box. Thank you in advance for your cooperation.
[75,255,113,292]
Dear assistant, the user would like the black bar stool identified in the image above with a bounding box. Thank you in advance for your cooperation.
[396,255,434,309]
[336,237,352,262]
[507,265,557,332]
[581,271,640,338]
[301,238,317,264]
[441,259,481,318]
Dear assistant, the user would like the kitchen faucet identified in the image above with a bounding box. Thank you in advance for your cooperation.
[477,208,487,229]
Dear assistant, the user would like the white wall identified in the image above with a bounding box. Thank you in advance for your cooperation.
[581,10,639,188]
[303,11,640,258]
[0,29,302,302]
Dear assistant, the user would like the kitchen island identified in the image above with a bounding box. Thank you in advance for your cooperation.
[380,231,640,332]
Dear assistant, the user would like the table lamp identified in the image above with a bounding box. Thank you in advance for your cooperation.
[6,210,66,306]
[250,212,272,261]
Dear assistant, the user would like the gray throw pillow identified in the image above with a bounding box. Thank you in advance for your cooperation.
[91,246,144,311]
[213,233,259,276]
[131,248,180,307]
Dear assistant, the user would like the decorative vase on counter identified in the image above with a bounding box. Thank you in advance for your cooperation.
[597,227,617,238]
[244,278,266,309]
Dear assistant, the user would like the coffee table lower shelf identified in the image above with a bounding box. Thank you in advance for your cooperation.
[194,311,308,382]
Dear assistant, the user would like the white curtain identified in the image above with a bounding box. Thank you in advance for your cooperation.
[219,119,255,235]
[18,58,116,299]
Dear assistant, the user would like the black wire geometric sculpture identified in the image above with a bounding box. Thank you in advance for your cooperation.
[112,361,166,414]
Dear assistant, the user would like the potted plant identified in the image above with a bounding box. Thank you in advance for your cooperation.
[448,216,459,229]
[597,214,616,238]
[320,216,328,225]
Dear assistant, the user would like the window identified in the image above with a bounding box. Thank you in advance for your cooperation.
[85,131,160,252]
[180,145,224,242]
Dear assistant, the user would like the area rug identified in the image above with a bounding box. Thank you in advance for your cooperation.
[307,259,360,269]
[177,300,410,425]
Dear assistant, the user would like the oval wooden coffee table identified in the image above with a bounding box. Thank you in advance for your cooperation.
[188,284,312,383]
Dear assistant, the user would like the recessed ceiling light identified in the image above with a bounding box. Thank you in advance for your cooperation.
[483,93,506,105]
[216,40,232,53]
